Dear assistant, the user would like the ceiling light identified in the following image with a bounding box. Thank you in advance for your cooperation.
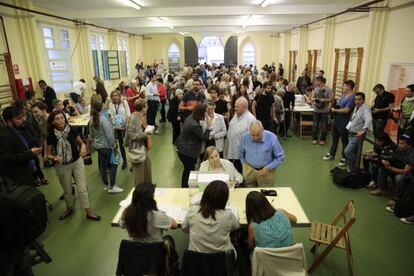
[129,0,142,10]
[154,17,165,23]
[260,0,268,8]
[179,32,188,35]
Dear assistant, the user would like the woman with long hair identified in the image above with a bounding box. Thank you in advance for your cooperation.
[175,103,212,188]
[46,110,101,221]
[124,98,153,186]
[245,191,296,249]
[109,90,131,170]
[182,180,239,254]
[122,184,178,241]
[90,97,122,193]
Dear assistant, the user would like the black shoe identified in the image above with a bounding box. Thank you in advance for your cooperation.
[59,193,64,200]
[122,162,128,170]
[59,209,74,220]
[86,214,101,221]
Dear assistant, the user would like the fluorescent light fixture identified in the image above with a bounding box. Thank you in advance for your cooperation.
[168,25,174,30]
[129,0,142,10]
[179,32,188,35]
[242,14,253,28]
[260,0,268,8]
[154,17,165,23]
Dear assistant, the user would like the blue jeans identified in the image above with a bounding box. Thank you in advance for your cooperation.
[97,148,118,187]
[344,134,364,172]
[312,112,328,141]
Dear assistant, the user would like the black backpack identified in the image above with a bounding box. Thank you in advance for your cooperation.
[0,176,48,249]
[330,167,372,189]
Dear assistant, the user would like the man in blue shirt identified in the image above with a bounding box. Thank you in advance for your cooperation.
[323,80,356,166]
[239,120,285,187]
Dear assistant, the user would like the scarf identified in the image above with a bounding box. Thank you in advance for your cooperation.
[54,125,73,164]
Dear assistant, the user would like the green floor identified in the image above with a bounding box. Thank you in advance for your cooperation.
[33,121,413,276]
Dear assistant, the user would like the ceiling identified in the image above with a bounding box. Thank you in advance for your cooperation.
[32,0,367,35]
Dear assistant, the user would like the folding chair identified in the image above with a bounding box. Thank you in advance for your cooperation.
[308,200,356,275]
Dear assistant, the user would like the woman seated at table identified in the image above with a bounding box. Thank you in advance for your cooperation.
[245,191,297,250]
[121,183,178,242]
[199,146,243,187]
[182,180,239,256]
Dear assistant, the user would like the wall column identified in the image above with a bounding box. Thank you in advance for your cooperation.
[283,31,291,69]
[298,27,309,73]
[322,17,335,86]
[362,4,389,102]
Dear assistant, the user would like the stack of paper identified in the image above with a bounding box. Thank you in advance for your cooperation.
[158,205,188,222]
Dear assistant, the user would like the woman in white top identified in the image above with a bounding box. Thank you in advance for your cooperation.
[108,90,131,169]
[205,101,227,156]
[199,146,243,187]
[182,180,239,256]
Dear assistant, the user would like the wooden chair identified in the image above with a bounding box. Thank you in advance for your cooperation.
[308,200,356,275]
[299,111,313,137]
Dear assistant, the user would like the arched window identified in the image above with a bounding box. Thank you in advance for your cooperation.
[198,36,224,65]
[168,43,180,72]
[242,42,255,66]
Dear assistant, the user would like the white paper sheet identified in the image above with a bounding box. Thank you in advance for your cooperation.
[197,173,229,183]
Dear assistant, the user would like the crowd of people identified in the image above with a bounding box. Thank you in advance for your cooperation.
[1,58,414,275]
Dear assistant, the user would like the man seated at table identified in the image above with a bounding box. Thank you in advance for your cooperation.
[240,120,285,187]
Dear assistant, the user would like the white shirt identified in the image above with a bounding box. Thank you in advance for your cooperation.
[225,111,255,159]
[73,81,85,96]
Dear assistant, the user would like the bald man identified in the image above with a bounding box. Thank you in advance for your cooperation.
[239,120,285,187]
[225,97,255,173]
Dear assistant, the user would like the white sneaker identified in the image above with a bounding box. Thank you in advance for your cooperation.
[385,206,394,213]
[366,181,376,188]
[323,153,334,161]
[400,216,414,224]
[108,186,124,193]
[103,185,109,191]
[338,158,346,166]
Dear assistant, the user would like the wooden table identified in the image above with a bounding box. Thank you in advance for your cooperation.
[111,187,310,227]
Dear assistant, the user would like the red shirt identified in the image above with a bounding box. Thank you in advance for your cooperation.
[158,84,167,101]
[125,87,137,112]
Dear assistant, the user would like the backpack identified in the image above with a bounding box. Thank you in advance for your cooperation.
[330,167,372,189]
[0,176,48,249]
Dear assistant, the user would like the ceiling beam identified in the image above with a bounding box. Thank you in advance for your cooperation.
[91,17,317,28]
[56,5,351,19]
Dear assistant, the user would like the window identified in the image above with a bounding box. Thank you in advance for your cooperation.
[91,34,97,50]
[198,36,224,65]
[117,37,129,77]
[60,30,70,49]
[42,27,54,49]
[242,43,255,66]
[91,33,108,79]
[41,25,73,94]
[168,43,180,72]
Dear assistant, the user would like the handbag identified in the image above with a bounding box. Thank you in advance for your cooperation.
[110,141,121,165]
[126,145,146,164]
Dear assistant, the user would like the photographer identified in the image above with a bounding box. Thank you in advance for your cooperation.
[311,76,333,145]
[363,132,397,189]
[371,133,414,212]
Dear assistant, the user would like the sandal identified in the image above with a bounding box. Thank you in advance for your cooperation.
[59,209,74,220]
[41,179,49,185]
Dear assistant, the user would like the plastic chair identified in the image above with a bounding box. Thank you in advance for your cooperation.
[308,200,356,275]
[251,243,308,276]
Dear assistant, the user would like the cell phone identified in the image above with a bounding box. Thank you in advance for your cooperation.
[261,189,277,197]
